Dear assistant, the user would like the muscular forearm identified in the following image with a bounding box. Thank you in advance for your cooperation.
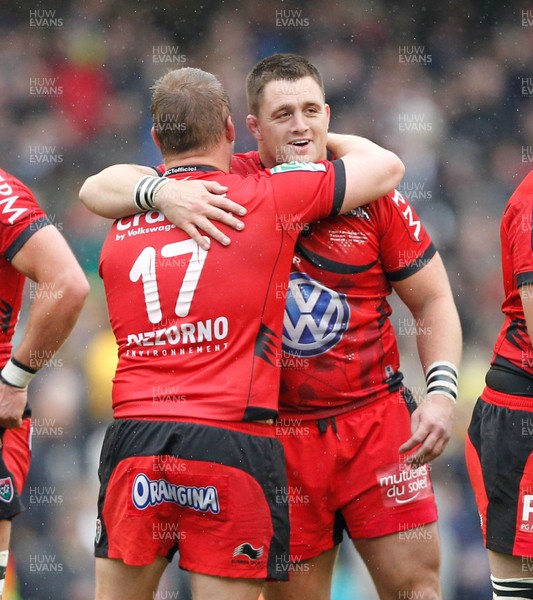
[80,164,244,249]
[411,296,462,373]
[397,294,461,462]
[80,164,156,217]
[327,133,387,160]
[328,133,405,208]
[394,255,461,461]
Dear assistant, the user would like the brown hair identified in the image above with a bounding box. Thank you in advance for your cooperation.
[151,68,231,157]
[246,53,325,116]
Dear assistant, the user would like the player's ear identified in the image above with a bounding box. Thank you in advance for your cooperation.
[325,103,331,128]
[150,126,161,148]
[246,114,262,141]
[225,115,235,143]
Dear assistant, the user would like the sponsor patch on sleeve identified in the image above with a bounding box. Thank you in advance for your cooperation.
[270,161,327,174]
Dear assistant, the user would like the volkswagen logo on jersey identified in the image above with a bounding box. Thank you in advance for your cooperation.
[282,273,350,357]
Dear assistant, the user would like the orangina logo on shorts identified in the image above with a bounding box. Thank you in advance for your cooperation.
[131,473,220,513]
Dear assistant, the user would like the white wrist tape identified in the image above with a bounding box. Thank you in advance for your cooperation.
[134,176,170,211]
[1,358,37,388]
[425,360,458,403]
[0,549,7,595]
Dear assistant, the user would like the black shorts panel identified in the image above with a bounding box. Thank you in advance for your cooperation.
[96,419,290,580]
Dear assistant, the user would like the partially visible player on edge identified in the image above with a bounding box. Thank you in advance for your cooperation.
[466,170,533,600]
[90,66,404,600]
[0,168,88,598]
[80,53,461,600]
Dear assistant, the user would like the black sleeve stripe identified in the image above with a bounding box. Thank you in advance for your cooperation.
[295,240,378,274]
[386,242,437,282]
[331,160,346,216]
[517,272,533,288]
[4,217,52,262]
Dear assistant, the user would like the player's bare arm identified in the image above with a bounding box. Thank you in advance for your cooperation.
[80,164,246,250]
[327,133,405,211]
[0,225,89,428]
[392,252,462,464]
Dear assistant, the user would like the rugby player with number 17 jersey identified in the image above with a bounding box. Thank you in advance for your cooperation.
[90,67,404,600]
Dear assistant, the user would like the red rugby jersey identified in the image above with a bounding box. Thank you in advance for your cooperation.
[231,151,435,419]
[0,169,50,368]
[99,161,345,422]
[490,170,533,377]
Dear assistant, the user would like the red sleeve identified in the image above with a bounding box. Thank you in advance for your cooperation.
[268,160,346,228]
[0,170,50,262]
[379,189,436,281]
[505,192,533,289]
[230,152,262,176]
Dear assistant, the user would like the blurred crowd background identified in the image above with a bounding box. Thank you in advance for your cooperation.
[1,0,532,597]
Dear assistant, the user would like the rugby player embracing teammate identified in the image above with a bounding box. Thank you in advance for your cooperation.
[0,168,88,597]
[243,55,462,600]
[81,54,461,599]
[87,66,403,600]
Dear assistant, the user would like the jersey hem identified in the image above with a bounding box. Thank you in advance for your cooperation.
[278,383,403,421]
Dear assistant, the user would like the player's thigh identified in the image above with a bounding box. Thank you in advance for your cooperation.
[354,522,441,600]
[0,521,10,550]
[488,549,528,579]
[94,556,167,600]
[190,572,263,600]
[262,546,339,600]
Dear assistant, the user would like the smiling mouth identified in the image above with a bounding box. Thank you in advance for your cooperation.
[288,140,311,148]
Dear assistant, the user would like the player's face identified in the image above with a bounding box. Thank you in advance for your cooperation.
[247,76,330,168]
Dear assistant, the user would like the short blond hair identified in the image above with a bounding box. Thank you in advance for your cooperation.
[151,68,231,157]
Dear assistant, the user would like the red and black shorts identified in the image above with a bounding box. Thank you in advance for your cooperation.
[95,418,290,580]
[277,389,438,561]
[0,416,32,520]
[466,387,533,557]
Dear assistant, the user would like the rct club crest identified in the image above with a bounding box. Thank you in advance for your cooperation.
[0,477,14,503]
[282,273,350,357]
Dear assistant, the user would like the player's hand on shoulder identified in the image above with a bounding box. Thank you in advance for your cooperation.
[0,381,27,429]
[399,393,455,465]
[154,179,247,250]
